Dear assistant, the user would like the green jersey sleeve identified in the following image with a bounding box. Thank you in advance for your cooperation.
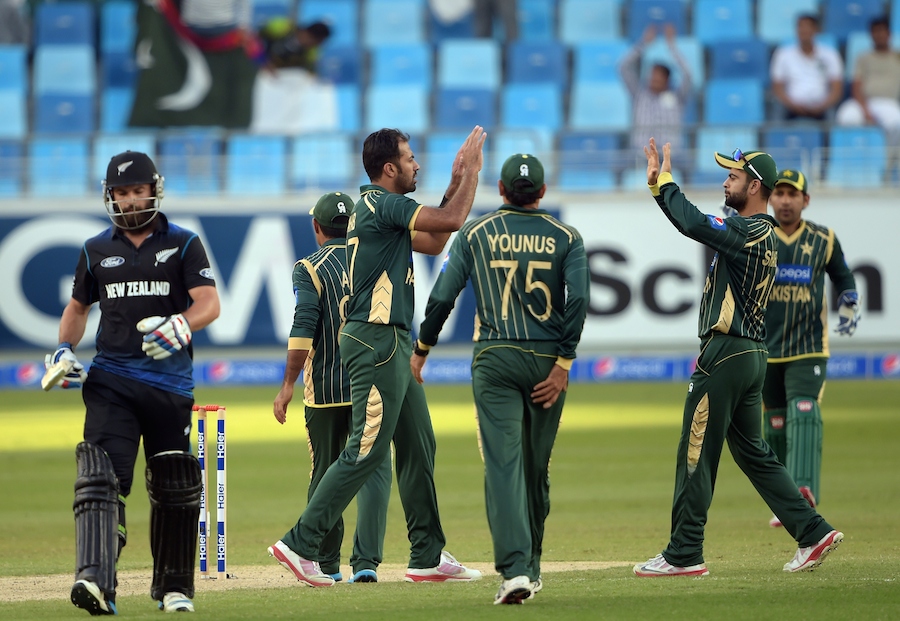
[289,261,320,341]
[825,234,857,296]
[418,233,473,347]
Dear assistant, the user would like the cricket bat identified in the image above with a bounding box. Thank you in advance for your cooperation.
[41,358,74,391]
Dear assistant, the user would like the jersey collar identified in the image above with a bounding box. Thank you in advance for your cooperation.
[499,203,547,215]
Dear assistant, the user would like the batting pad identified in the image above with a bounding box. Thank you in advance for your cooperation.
[73,442,120,598]
[786,398,822,502]
[763,407,788,465]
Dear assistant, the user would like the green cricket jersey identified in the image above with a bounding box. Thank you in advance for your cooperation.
[288,239,351,407]
[418,204,590,361]
[345,184,424,330]
[765,220,856,362]
[652,173,778,342]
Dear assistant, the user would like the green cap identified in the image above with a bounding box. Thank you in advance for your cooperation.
[500,153,544,193]
[714,149,778,190]
[309,192,353,229]
[775,169,809,194]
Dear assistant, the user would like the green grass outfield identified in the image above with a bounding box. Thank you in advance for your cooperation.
[1,381,898,619]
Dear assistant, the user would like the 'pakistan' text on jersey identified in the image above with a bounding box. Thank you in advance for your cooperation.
[418,205,590,360]
[653,174,778,342]
[345,184,423,330]
[71,213,216,397]
[288,239,352,406]
[765,220,856,362]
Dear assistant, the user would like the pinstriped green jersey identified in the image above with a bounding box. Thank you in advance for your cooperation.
[289,239,351,407]
[345,184,423,330]
[765,219,856,362]
[653,174,778,342]
[418,204,590,360]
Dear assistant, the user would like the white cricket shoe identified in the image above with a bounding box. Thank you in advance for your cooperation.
[268,540,335,587]
[633,554,709,577]
[404,551,482,582]
[159,592,194,613]
[526,576,542,600]
[493,575,532,605]
[71,579,117,615]
[784,530,843,572]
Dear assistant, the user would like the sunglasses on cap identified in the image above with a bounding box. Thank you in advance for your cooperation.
[731,148,764,184]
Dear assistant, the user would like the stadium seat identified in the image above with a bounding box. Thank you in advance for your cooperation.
[435,89,496,130]
[93,134,157,183]
[252,1,290,29]
[365,84,430,133]
[694,126,759,174]
[370,44,432,88]
[640,36,704,92]
[290,133,355,190]
[33,45,96,95]
[621,166,682,190]
[518,0,556,41]
[421,132,468,192]
[703,79,764,126]
[34,94,95,134]
[627,0,687,41]
[226,135,287,196]
[335,84,361,132]
[316,45,362,84]
[0,91,26,139]
[100,87,135,133]
[299,0,358,48]
[429,5,474,41]
[559,0,621,43]
[501,83,562,131]
[694,0,752,45]
[709,38,770,84]
[29,137,90,197]
[573,40,630,83]
[823,0,883,44]
[101,51,138,89]
[438,39,501,89]
[158,132,222,195]
[35,2,95,46]
[757,0,819,44]
[100,1,137,53]
[363,0,425,46]
[0,45,27,92]
[490,128,555,181]
[557,132,620,191]
[843,31,872,81]
[762,126,824,172]
[569,82,631,131]
[506,41,568,87]
[0,140,23,196]
[826,127,886,188]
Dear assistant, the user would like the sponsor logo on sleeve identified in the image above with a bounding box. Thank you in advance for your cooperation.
[706,215,727,230]
[100,256,126,268]
[200,268,214,279]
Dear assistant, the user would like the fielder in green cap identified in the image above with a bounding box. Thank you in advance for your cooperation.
[634,139,843,578]
[273,191,392,584]
[761,169,860,528]
[413,152,589,604]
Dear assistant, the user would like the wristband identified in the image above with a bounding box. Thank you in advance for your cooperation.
[58,341,73,350]
[413,340,431,357]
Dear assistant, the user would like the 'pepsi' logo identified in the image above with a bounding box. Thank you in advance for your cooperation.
[775,264,812,284]
[15,362,42,385]
[881,354,900,377]
[208,361,232,382]
[593,357,617,378]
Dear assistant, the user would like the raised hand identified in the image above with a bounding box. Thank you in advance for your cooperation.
[455,125,487,175]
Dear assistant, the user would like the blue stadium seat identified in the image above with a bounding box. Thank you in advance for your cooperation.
[422,132,468,193]
[0,140,23,196]
[762,125,824,171]
[435,89,496,130]
[252,1,290,29]
[501,83,562,131]
[557,132,620,191]
[693,126,759,174]
[490,129,555,180]
[316,45,362,84]
[290,133,355,190]
[843,31,872,81]
[506,41,568,87]
[35,2,95,46]
[226,135,287,196]
[573,40,630,83]
[364,0,425,46]
[824,0,883,44]
[33,45,96,95]
[101,51,138,89]
[694,0,752,45]
[370,44,432,88]
[0,92,26,139]
[560,0,621,43]
[0,45,27,92]
[757,0,819,45]
[365,84,430,133]
[100,87,135,133]
[518,0,556,41]
[640,36,704,92]
[827,127,886,188]
[93,134,157,183]
[34,94,95,134]
[438,39,501,89]
[100,1,137,53]
[29,137,90,197]
[429,5,474,41]
[627,0,687,41]
[703,79,764,125]
[709,38,770,84]
[299,0,358,48]
[335,84,361,132]
[158,132,222,195]
[569,82,631,131]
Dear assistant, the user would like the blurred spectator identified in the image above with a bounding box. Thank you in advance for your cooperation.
[0,0,28,44]
[620,25,692,169]
[835,16,900,143]
[180,0,251,37]
[474,0,518,40]
[257,20,331,72]
[770,14,844,121]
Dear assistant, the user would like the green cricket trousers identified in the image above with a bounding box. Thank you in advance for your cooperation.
[663,334,834,567]
[472,341,564,582]
[286,321,446,569]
